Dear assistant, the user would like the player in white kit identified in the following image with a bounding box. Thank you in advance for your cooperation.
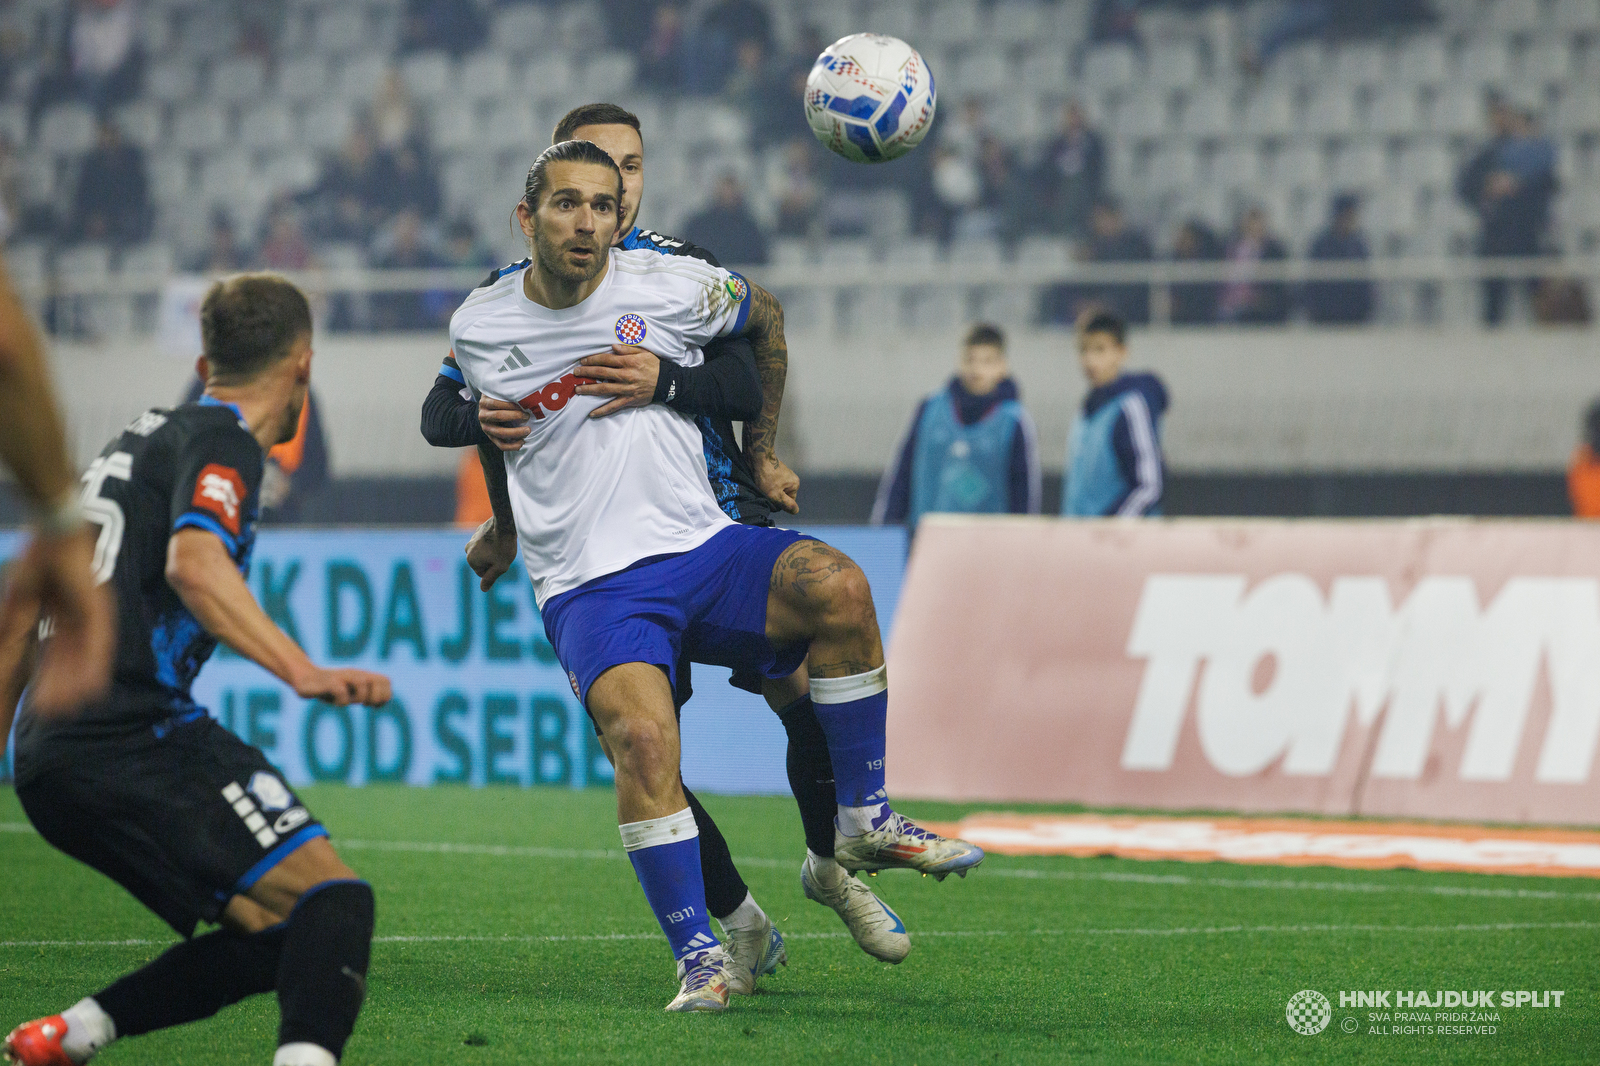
[449,140,982,1012]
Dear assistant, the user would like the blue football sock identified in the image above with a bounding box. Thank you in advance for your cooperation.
[809,666,890,810]
[620,808,719,961]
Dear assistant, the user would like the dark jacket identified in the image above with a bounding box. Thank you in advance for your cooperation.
[1303,227,1374,324]
[1456,136,1558,256]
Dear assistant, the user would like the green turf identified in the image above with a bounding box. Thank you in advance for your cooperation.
[2,786,1595,1065]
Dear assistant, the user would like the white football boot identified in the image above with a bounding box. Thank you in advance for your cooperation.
[801,852,911,964]
[720,914,788,995]
[833,809,985,880]
[665,945,735,1012]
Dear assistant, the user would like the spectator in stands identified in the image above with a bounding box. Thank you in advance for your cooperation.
[303,127,386,244]
[1170,218,1223,326]
[1457,96,1559,326]
[638,2,687,94]
[873,322,1040,534]
[1059,197,1154,326]
[376,139,442,225]
[371,70,419,152]
[1570,399,1600,518]
[372,209,442,330]
[1088,0,1141,45]
[701,0,771,49]
[399,0,486,56]
[1218,205,1290,324]
[258,204,315,271]
[770,137,822,238]
[425,217,497,324]
[32,0,143,118]
[1062,308,1168,518]
[189,209,250,273]
[1302,193,1375,325]
[683,172,768,265]
[1533,277,1593,325]
[602,0,661,52]
[1038,100,1105,241]
[69,119,150,246]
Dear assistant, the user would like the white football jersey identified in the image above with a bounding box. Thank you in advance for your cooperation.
[450,248,753,605]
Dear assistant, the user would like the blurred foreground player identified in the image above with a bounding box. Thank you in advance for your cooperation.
[424,103,911,985]
[3,276,392,1066]
[1062,309,1168,517]
[0,250,113,717]
[453,142,982,1011]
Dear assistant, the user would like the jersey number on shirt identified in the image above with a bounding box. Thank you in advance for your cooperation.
[81,451,133,585]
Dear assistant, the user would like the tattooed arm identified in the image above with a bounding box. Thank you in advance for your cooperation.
[464,441,519,591]
[735,281,800,514]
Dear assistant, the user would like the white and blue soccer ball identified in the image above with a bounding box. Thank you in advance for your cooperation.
[804,34,936,164]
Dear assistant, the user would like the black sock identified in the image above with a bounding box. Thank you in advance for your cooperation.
[277,880,374,1058]
[682,783,748,920]
[777,695,839,858]
[94,925,286,1037]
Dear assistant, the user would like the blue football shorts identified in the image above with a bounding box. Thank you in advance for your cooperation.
[541,524,814,710]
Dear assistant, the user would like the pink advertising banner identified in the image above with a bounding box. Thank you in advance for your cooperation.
[885,517,1600,826]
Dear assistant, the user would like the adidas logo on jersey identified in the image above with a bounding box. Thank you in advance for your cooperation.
[499,346,533,373]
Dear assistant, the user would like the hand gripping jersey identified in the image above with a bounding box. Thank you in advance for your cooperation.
[450,249,753,606]
[14,398,263,760]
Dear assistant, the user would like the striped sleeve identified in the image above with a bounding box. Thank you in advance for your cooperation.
[1114,392,1163,517]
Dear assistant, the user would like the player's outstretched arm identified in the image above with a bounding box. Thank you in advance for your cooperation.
[737,282,800,514]
[166,528,391,707]
[465,441,519,590]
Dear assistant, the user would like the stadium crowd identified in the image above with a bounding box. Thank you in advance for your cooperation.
[0,0,1594,332]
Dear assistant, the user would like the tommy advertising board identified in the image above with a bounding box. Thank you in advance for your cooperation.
[0,526,905,794]
[886,516,1600,826]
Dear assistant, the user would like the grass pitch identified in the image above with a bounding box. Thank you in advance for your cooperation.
[2,786,1596,1065]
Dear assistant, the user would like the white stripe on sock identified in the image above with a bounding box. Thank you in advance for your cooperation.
[618,807,698,852]
[809,665,887,705]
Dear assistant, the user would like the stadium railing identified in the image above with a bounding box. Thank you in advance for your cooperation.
[14,254,1600,332]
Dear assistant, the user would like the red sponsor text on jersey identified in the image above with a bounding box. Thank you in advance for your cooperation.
[518,371,599,421]
[191,463,246,535]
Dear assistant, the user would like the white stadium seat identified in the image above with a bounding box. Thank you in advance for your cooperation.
[1081,43,1138,92]
[1333,142,1388,189]
[118,243,175,279]
[0,102,26,147]
[427,101,481,152]
[334,54,389,99]
[1366,84,1423,136]
[1118,91,1170,140]
[1332,43,1386,88]
[238,103,294,150]
[1265,41,1323,84]
[1430,85,1487,136]
[1019,49,1069,93]
[1303,88,1356,136]
[298,100,355,151]
[861,0,917,41]
[37,104,97,155]
[459,53,513,102]
[1146,143,1200,194]
[989,1,1045,45]
[147,156,192,206]
[199,154,253,205]
[311,7,367,53]
[956,48,1009,96]
[1488,0,1544,31]
[1456,37,1511,85]
[1398,141,1454,188]
[113,101,165,149]
[1554,90,1600,134]
[262,151,320,197]
[401,51,455,99]
[170,103,228,153]
[1181,86,1236,139]
[1552,0,1600,32]
[490,4,548,54]
[208,56,267,104]
[1210,142,1262,189]
[1147,40,1202,91]
[275,56,329,103]
[1519,38,1572,84]
[1395,35,1447,85]
[1242,87,1296,137]
[144,59,198,103]
[582,52,637,98]
[922,0,983,47]
[1272,142,1325,187]
[522,55,576,102]
[480,102,538,150]
[56,244,111,283]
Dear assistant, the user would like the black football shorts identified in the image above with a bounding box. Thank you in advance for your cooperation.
[16,714,325,938]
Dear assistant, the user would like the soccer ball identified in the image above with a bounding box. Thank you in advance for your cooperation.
[804,34,936,164]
